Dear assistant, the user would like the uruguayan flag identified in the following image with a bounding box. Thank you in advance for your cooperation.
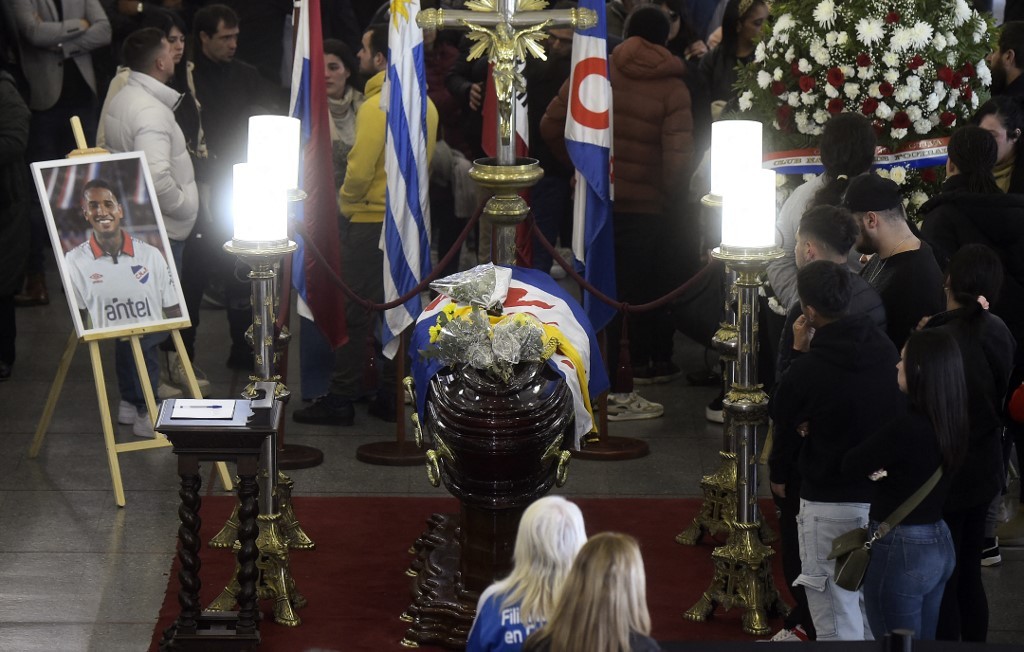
[381,0,432,359]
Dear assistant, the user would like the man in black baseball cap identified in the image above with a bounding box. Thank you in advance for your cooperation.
[841,173,944,349]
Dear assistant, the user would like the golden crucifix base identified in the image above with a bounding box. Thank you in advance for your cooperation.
[684,521,789,635]
[207,512,307,627]
[209,471,315,550]
[676,451,737,545]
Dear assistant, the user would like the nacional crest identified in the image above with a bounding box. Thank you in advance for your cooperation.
[131,264,150,285]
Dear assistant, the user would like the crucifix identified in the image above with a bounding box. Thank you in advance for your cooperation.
[418,0,597,265]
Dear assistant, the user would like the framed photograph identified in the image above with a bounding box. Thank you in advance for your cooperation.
[30,151,190,340]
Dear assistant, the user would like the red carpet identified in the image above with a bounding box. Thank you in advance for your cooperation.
[150,496,788,651]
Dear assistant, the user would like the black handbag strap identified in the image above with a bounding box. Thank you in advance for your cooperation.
[873,467,943,540]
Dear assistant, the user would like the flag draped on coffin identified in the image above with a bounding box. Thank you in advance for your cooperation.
[289,0,347,348]
[410,266,610,447]
[381,0,433,360]
[565,0,616,332]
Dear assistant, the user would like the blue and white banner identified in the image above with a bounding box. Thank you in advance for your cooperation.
[382,0,432,359]
[565,0,616,332]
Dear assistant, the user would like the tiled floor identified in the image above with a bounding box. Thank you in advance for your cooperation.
[1,269,1021,650]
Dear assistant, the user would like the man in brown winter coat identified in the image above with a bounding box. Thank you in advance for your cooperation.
[542,5,693,420]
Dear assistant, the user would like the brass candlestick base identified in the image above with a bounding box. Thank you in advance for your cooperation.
[676,451,737,545]
[208,471,314,550]
[208,512,307,627]
[684,521,789,635]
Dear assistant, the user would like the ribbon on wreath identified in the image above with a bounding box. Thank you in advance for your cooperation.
[763,137,949,175]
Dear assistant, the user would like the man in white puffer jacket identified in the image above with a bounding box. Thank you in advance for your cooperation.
[100,26,199,436]
[102,27,197,255]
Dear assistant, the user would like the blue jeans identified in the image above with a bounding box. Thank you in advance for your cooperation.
[863,520,955,640]
[796,499,874,640]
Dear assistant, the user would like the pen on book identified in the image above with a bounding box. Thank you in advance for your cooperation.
[177,404,226,409]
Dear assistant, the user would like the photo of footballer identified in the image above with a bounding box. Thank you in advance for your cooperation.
[31,152,188,338]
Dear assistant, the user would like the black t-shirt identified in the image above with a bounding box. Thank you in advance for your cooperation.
[842,411,951,525]
[860,241,945,350]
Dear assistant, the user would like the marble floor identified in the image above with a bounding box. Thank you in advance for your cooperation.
[1,268,1021,651]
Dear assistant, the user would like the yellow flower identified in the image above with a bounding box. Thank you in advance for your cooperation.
[429,324,442,343]
[442,303,457,320]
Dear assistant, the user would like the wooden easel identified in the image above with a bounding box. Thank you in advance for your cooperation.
[27,119,232,507]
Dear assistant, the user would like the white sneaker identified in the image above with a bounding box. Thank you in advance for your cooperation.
[157,381,183,400]
[167,351,211,397]
[133,412,157,438]
[606,392,664,421]
[117,400,137,425]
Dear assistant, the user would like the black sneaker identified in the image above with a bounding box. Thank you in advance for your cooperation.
[981,537,1002,567]
[705,392,724,424]
[293,394,355,426]
[368,392,398,423]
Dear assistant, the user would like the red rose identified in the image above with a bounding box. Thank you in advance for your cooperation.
[908,55,925,71]
[921,168,938,183]
[892,112,911,129]
[957,62,976,79]
[937,66,956,86]
[885,11,900,23]
[791,60,802,77]
[861,98,879,115]
[777,104,794,130]
[940,111,957,127]
[856,53,872,68]
[962,84,973,100]
[828,98,845,114]
[827,66,845,87]
[879,81,894,97]
[799,75,816,93]
[770,80,786,96]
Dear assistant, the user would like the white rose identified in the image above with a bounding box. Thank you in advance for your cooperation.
[757,70,772,88]
[910,191,929,208]
[844,82,861,99]
[738,90,754,111]
[876,168,891,179]
[889,166,908,184]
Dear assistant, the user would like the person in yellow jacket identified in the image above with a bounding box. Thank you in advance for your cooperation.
[295,21,438,426]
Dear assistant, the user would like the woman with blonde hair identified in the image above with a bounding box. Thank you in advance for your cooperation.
[466,496,587,651]
[523,533,659,652]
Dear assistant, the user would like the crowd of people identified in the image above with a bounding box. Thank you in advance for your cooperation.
[0,0,1023,647]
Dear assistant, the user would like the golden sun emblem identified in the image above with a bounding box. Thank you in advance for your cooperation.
[391,0,412,25]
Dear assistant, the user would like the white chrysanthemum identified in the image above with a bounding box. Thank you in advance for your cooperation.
[826,31,838,46]
[755,41,767,63]
[774,13,796,34]
[932,33,947,51]
[837,31,849,45]
[882,51,899,67]
[798,58,812,73]
[953,0,971,26]
[974,19,986,44]
[910,191,929,208]
[813,0,837,28]
[977,59,991,86]
[913,119,933,134]
[785,46,796,63]
[788,92,801,107]
[844,83,861,99]
[868,82,882,98]
[825,83,839,98]
[766,37,777,51]
[856,18,885,46]
[774,67,784,81]
[890,166,908,184]
[876,168,891,179]
[907,105,923,121]
[777,30,791,44]
[910,22,934,48]
[890,28,913,52]
[895,86,911,103]
[738,90,754,111]
[757,70,772,88]
[876,102,893,119]
[802,92,818,105]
